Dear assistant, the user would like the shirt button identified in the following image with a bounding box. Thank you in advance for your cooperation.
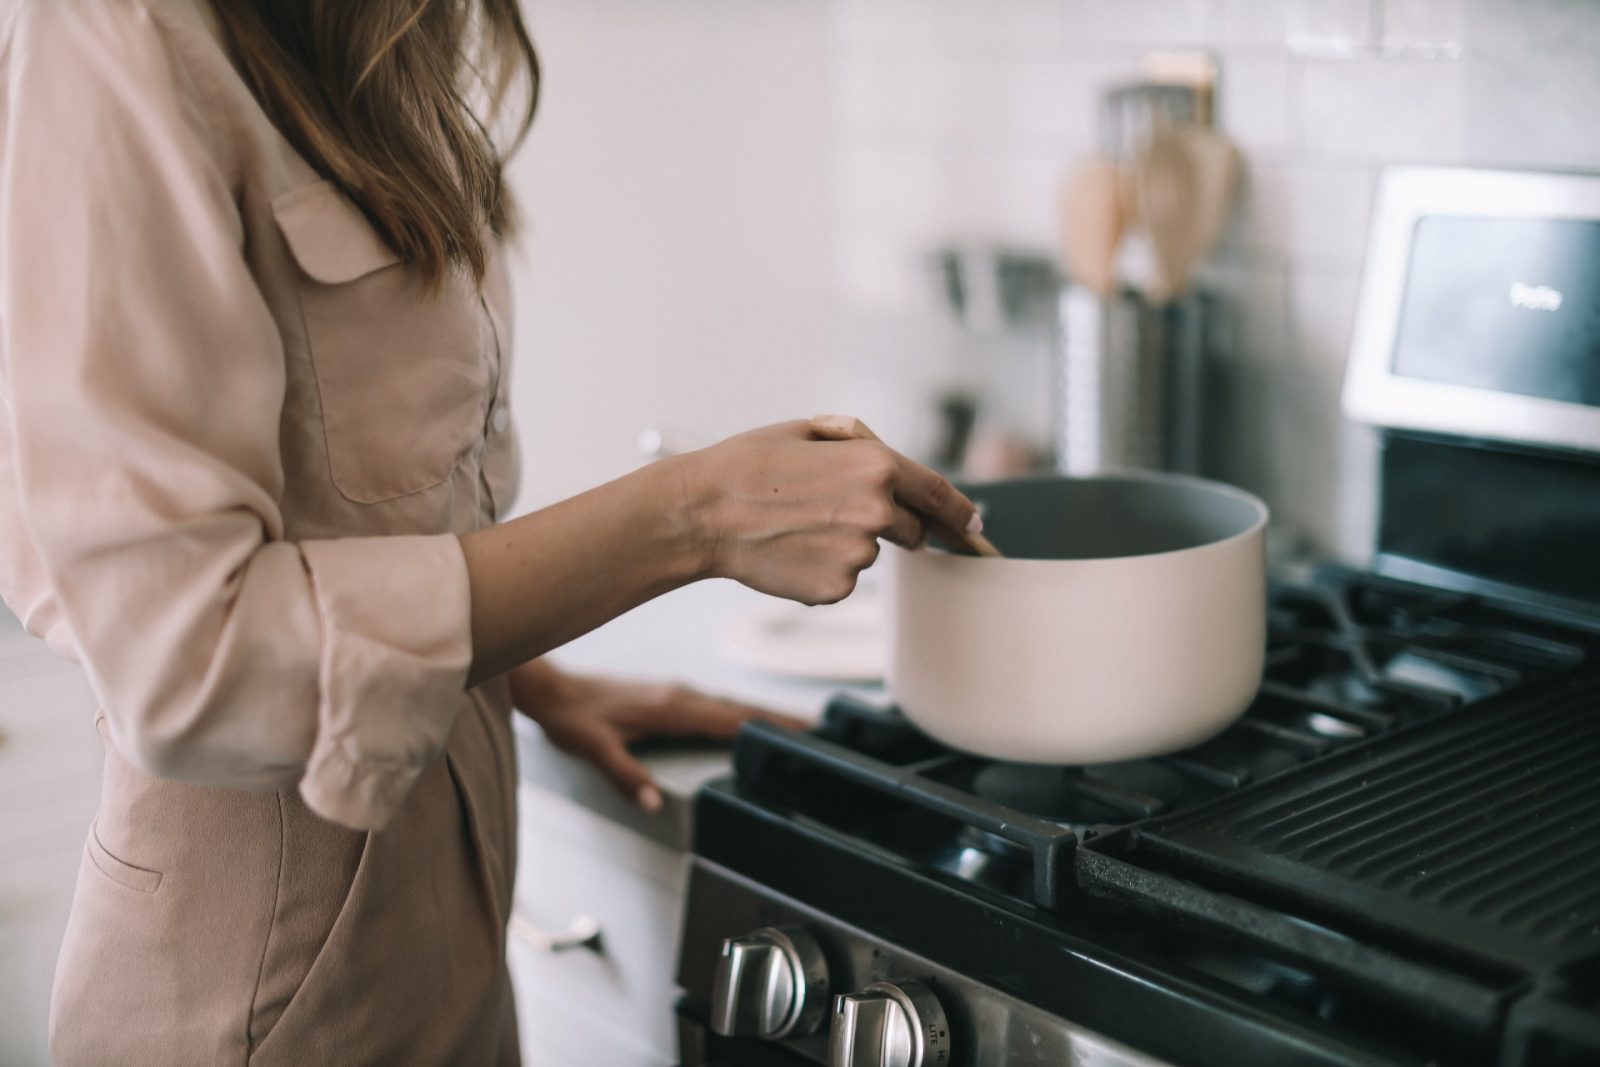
[491,405,510,434]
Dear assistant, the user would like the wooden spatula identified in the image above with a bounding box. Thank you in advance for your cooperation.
[1058,157,1125,299]
[1132,129,1201,304]
[810,415,1002,558]
[1171,125,1241,277]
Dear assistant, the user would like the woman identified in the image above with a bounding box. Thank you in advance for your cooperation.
[0,1,980,1064]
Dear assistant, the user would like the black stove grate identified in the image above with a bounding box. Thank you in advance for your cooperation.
[1085,676,1600,974]
[734,569,1593,922]
[1237,685,1600,948]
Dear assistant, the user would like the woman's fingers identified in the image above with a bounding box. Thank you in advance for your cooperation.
[585,686,809,808]
[889,452,981,537]
[535,711,660,812]
[588,730,664,812]
[695,416,982,605]
[810,414,975,536]
[881,503,926,549]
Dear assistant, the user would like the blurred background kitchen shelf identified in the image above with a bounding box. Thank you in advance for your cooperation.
[814,0,1600,561]
[4,1,1600,1064]
[506,0,1600,562]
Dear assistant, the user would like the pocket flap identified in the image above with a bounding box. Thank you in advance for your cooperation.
[271,180,401,284]
[87,821,163,893]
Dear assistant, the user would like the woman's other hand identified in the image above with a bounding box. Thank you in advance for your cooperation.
[510,660,806,812]
[679,419,980,606]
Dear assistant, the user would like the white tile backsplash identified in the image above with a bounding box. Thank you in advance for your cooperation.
[1061,0,1223,48]
[1287,263,1366,378]
[1220,0,1292,49]
[833,47,1134,151]
[1285,0,1377,57]
[834,0,1067,54]
[827,0,1600,555]
[1300,58,1465,159]
[1223,160,1377,266]
[941,146,1077,246]
[1459,0,1600,170]
[1216,56,1294,151]
[1202,361,1347,548]
[830,50,950,140]
[1381,0,1465,58]
[1223,0,1380,55]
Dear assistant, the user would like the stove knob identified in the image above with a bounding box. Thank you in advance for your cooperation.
[828,980,951,1067]
[710,925,829,1040]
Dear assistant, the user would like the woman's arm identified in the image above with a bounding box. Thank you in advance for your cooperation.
[461,420,980,685]
[460,457,705,687]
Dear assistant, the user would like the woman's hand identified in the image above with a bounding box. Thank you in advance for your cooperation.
[679,420,981,606]
[460,415,974,686]
[509,660,807,812]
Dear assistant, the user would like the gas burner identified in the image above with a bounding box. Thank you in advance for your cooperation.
[1262,575,1583,730]
[1266,639,1499,716]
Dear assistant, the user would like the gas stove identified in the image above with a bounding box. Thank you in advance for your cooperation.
[676,166,1600,1067]
[678,568,1600,1066]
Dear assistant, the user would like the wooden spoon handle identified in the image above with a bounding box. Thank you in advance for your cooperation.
[809,415,1002,558]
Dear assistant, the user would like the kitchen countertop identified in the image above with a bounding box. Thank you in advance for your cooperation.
[517,577,884,851]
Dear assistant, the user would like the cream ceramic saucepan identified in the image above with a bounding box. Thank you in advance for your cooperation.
[884,472,1269,764]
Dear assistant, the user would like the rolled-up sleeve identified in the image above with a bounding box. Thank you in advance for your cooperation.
[0,3,471,829]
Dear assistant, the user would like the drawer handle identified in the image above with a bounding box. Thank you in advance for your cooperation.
[510,911,603,954]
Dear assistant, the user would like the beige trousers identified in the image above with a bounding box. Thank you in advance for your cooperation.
[50,684,521,1066]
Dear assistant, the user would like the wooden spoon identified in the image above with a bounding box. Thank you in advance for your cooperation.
[810,415,1002,558]
[1171,125,1241,275]
[1058,157,1125,299]
[1131,129,1200,304]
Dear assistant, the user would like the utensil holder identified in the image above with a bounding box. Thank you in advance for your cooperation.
[1053,283,1206,476]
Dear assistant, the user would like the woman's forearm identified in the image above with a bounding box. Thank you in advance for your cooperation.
[460,420,979,688]
[459,455,710,687]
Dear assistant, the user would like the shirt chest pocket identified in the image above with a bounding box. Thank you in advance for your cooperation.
[271,181,494,505]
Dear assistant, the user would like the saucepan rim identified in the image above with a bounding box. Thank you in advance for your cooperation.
[922,469,1271,565]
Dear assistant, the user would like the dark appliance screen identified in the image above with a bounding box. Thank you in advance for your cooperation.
[1392,216,1600,407]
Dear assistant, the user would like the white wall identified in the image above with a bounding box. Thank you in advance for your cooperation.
[0,617,101,1065]
[825,0,1600,559]
[505,0,834,510]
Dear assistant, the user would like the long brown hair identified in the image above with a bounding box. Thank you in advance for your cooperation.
[210,0,539,287]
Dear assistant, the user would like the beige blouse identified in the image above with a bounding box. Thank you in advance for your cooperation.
[1,1,525,1062]
[0,0,521,829]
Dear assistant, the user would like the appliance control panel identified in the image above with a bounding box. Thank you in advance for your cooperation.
[678,859,1167,1067]
[830,980,950,1067]
[711,925,829,1041]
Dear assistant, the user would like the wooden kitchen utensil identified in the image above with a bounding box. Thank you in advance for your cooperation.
[809,415,1003,558]
[1131,129,1201,304]
[1058,157,1125,299]
[1171,125,1241,274]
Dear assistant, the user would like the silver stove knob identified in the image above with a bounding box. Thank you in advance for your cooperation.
[828,980,951,1067]
[710,925,829,1040]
